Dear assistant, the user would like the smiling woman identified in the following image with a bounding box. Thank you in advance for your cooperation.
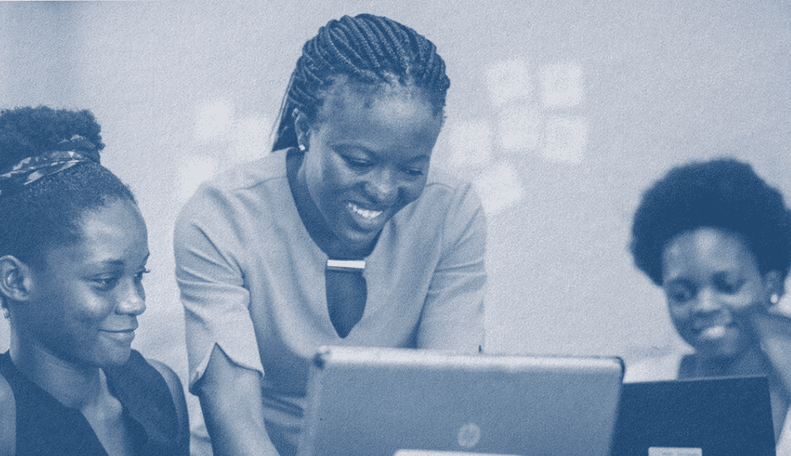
[27,199,149,367]
[292,79,443,258]
[0,106,189,456]
[174,13,486,456]
[627,158,791,450]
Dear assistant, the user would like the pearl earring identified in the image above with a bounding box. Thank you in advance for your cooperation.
[771,294,780,305]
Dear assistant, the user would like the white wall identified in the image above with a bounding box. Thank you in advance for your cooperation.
[2,1,790,453]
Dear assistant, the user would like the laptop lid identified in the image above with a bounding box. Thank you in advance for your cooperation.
[611,376,776,456]
[297,346,624,456]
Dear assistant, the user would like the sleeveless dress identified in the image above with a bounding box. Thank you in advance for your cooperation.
[0,350,184,456]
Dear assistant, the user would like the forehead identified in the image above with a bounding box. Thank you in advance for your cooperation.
[81,199,146,239]
[662,227,758,277]
[318,77,436,118]
[313,79,441,148]
[44,199,148,266]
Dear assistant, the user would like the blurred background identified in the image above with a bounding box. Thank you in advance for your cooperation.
[1,1,789,453]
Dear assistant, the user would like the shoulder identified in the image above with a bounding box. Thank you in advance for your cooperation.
[0,370,15,456]
[418,167,486,244]
[142,357,187,416]
[186,150,286,203]
[110,351,184,403]
[211,151,286,192]
[175,151,289,239]
[423,166,476,202]
[145,359,190,453]
[382,166,486,261]
[147,358,188,413]
[402,166,483,227]
[147,359,184,398]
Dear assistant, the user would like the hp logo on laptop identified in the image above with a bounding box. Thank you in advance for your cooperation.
[457,422,481,448]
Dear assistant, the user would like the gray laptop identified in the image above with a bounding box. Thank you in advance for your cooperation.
[297,346,624,456]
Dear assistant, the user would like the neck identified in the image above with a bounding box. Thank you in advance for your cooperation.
[10,328,104,409]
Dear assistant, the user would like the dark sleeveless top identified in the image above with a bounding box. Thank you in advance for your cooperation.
[0,350,184,456]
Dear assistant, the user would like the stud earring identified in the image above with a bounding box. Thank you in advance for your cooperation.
[771,294,780,305]
[298,144,306,152]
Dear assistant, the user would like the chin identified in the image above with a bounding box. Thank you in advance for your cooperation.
[338,228,380,250]
[97,347,133,367]
[695,341,749,362]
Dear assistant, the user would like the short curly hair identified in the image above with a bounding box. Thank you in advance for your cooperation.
[630,158,791,286]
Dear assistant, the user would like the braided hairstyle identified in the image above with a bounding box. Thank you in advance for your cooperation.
[630,158,791,286]
[0,106,135,290]
[272,13,451,151]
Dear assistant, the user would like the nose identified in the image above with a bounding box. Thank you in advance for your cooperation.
[692,287,720,316]
[364,167,399,205]
[116,278,146,316]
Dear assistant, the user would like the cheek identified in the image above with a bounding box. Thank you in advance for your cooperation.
[324,159,356,191]
[400,178,428,204]
[36,302,100,350]
[307,153,346,197]
[667,304,692,327]
[61,307,106,337]
[732,289,766,311]
[58,289,113,328]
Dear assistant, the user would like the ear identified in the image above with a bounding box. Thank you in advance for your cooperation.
[764,270,785,307]
[292,108,312,151]
[0,255,34,303]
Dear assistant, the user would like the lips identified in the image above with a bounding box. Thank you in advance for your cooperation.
[347,202,383,220]
[100,328,136,344]
[345,201,391,234]
[691,319,743,350]
[697,325,728,341]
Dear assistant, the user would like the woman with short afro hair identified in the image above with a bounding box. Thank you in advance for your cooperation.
[627,157,791,450]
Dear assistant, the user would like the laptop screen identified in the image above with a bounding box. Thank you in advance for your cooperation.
[611,376,776,456]
[297,346,624,456]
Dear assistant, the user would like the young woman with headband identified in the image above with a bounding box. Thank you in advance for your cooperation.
[0,106,189,456]
[175,13,486,455]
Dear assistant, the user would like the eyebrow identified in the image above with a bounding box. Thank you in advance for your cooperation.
[663,277,690,286]
[91,252,150,268]
[334,143,431,163]
[405,155,431,163]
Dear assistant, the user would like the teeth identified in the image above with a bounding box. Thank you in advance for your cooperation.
[348,203,382,220]
[699,326,727,340]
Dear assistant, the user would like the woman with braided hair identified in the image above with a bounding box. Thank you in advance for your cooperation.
[0,106,189,455]
[174,13,486,455]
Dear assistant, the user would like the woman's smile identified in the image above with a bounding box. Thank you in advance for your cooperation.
[100,328,136,345]
[28,199,149,367]
[662,227,770,360]
[296,80,443,253]
[347,201,383,221]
